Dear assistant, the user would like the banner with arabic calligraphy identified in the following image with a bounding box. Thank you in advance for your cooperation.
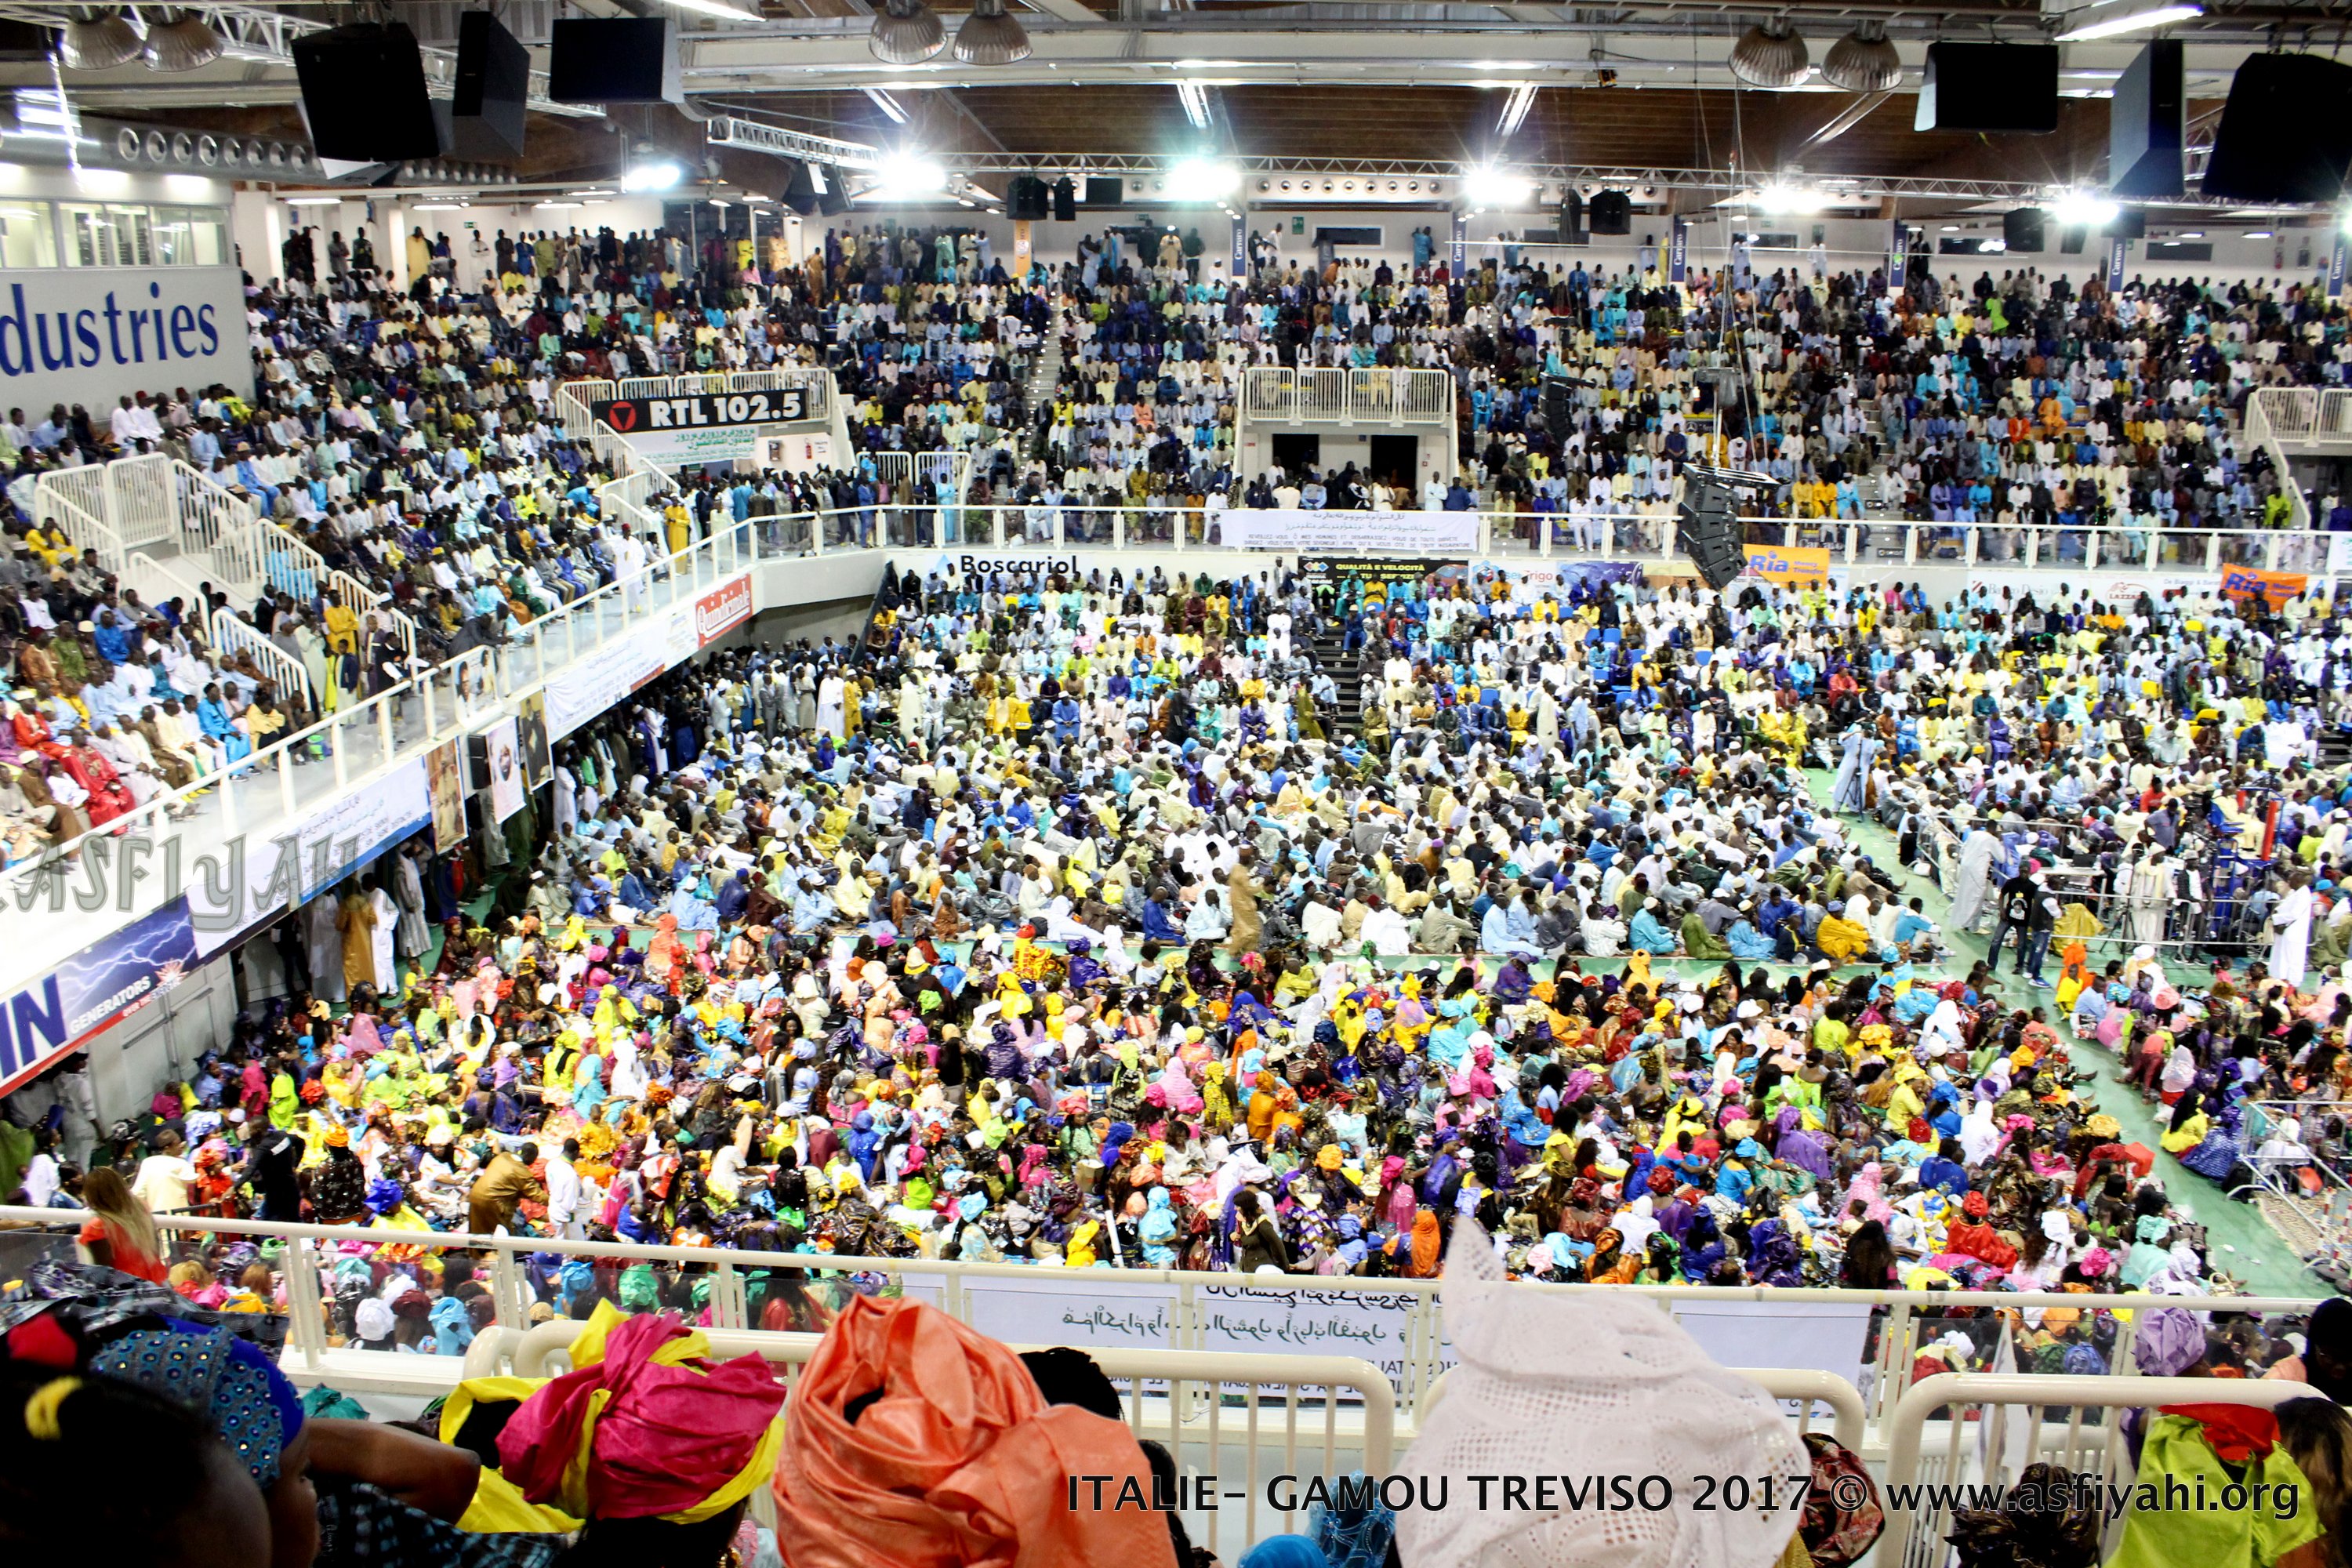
[1198,1284,1455,1398]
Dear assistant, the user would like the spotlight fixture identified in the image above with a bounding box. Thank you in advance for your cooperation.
[868,0,944,66]
[1177,79,1211,131]
[144,10,222,71]
[1729,20,1810,89]
[2054,3,2201,42]
[1820,21,1900,93]
[952,0,1029,65]
[60,5,140,69]
[1495,82,1537,138]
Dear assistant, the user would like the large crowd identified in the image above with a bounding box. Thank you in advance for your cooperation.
[8,210,2352,1568]
[3,220,2352,1323]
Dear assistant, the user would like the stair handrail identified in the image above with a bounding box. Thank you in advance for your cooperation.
[171,460,419,658]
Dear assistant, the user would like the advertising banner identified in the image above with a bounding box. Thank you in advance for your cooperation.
[0,267,252,412]
[1742,543,1835,585]
[590,388,808,467]
[426,738,468,855]
[2220,565,2310,608]
[1220,509,1478,554]
[478,714,525,823]
[695,572,753,647]
[544,599,699,740]
[0,896,199,1095]
[2333,236,2349,300]
[2107,235,2129,292]
[187,757,434,954]
[1668,217,1689,283]
[1298,557,1467,605]
[1196,1283,1449,1398]
[1887,221,1907,290]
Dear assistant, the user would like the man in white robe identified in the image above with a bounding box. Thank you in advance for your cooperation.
[2270,869,2315,990]
[1948,826,2000,932]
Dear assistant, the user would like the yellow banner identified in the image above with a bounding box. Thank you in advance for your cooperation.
[1014,220,1033,276]
[1742,543,1833,585]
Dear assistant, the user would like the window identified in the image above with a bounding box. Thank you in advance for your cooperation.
[152,205,227,267]
[61,203,154,267]
[47,201,228,267]
[0,203,54,268]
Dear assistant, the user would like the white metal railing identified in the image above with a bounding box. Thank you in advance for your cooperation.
[167,460,416,659]
[469,1319,1391,1557]
[4,1207,2320,1433]
[32,466,124,573]
[1878,1373,2311,1568]
[207,601,311,706]
[2245,388,2315,530]
[781,501,2352,577]
[1240,366,1454,426]
[2251,386,2352,450]
[103,452,177,550]
[0,519,750,956]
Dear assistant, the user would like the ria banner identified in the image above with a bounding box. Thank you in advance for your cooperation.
[2220,565,2309,608]
[0,897,199,1095]
[590,389,809,466]
[1742,543,1834,585]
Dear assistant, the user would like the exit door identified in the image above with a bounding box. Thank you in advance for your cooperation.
[1370,434,1418,490]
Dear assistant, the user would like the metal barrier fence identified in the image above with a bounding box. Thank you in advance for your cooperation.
[1878,1373,2309,1568]
[1240,366,1455,426]
[1,1206,2323,1437]
[0,517,752,950]
[778,503,2352,578]
[466,1319,1395,1559]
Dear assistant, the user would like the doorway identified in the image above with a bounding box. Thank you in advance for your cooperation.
[1270,433,1320,479]
[1370,434,1419,492]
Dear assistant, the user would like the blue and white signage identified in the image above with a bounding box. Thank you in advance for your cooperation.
[0,895,198,1094]
[0,266,252,413]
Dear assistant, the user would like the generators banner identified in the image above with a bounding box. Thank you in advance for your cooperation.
[0,896,198,1097]
[1220,508,1478,554]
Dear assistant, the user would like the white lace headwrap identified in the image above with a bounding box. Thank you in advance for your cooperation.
[1399,1222,1810,1568]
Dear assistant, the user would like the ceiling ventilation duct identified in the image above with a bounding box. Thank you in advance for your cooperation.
[60,5,141,69]
[869,0,945,65]
[952,0,1029,65]
[1729,20,1810,89]
[1821,22,1902,93]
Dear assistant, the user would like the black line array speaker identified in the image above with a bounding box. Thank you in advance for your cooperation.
[1915,42,2059,133]
[2059,226,2089,256]
[1007,176,1050,220]
[2104,208,2146,240]
[447,10,528,162]
[1588,190,1632,234]
[1559,189,1587,245]
[291,23,441,163]
[1680,492,1746,590]
[2002,207,2046,253]
[548,16,681,104]
[2110,38,2184,199]
[2204,52,2352,204]
[816,175,849,218]
[1540,378,1570,431]
[1083,176,1123,207]
[782,161,820,216]
[1051,176,1076,222]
